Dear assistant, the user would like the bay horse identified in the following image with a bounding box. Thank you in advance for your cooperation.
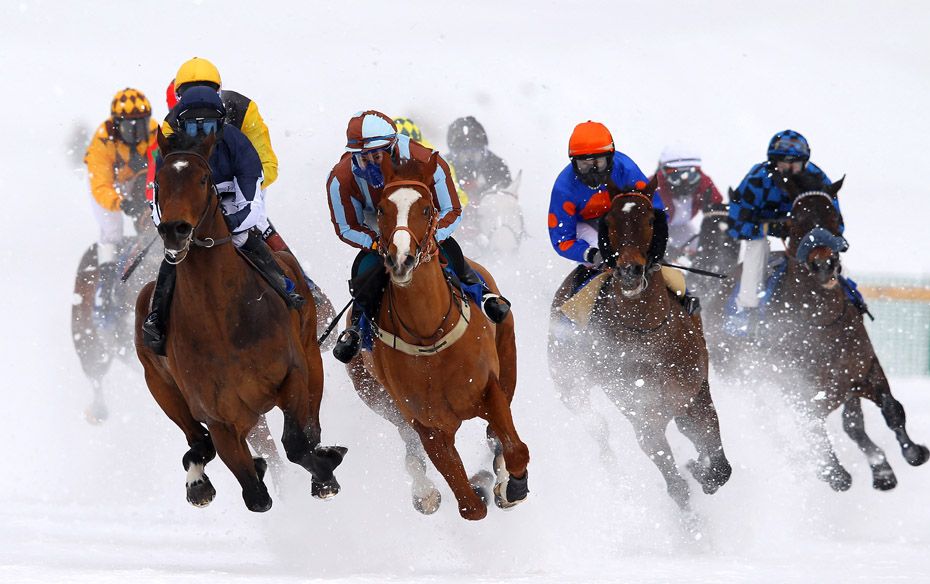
[548,180,731,510]
[702,174,928,490]
[134,129,346,511]
[344,155,529,521]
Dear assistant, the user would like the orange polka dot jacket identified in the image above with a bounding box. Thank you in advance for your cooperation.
[547,151,662,262]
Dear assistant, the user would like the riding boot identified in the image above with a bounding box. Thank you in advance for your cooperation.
[681,292,701,315]
[142,260,177,356]
[94,261,120,315]
[240,231,305,309]
[441,237,511,324]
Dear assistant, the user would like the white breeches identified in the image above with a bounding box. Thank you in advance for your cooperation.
[90,196,123,264]
[737,237,770,309]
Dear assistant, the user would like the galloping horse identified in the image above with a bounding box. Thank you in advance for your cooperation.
[134,129,346,511]
[703,175,927,490]
[344,155,529,521]
[549,181,731,510]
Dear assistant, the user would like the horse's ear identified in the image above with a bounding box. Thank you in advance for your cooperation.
[778,171,801,198]
[156,126,169,153]
[378,149,396,182]
[828,175,845,197]
[427,152,441,179]
[642,174,659,196]
[199,131,217,158]
[605,179,622,199]
[509,169,523,195]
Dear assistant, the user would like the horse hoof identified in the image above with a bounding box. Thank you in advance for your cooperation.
[413,489,441,515]
[822,467,852,492]
[872,471,898,491]
[494,471,529,509]
[903,444,930,466]
[84,402,108,425]
[312,477,341,500]
[245,492,272,512]
[470,470,494,505]
[686,459,731,495]
[186,477,216,508]
[314,445,348,473]
[459,502,488,521]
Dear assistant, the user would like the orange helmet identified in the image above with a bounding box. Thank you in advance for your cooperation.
[110,88,151,120]
[568,121,614,157]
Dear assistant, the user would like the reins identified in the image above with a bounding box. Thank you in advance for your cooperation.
[159,151,233,257]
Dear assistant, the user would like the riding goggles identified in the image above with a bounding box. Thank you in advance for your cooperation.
[572,153,611,174]
[662,166,702,187]
[180,117,223,137]
[118,118,150,144]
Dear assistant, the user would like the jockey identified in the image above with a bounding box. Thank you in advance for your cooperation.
[84,88,157,312]
[328,110,511,363]
[651,145,724,257]
[141,87,303,355]
[446,116,512,201]
[728,129,840,321]
[394,117,469,207]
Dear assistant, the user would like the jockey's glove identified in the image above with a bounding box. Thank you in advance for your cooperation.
[584,247,604,266]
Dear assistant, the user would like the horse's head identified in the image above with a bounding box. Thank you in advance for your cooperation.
[602,177,659,297]
[376,155,440,286]
[153,127,219,263]
[783,173,847,288]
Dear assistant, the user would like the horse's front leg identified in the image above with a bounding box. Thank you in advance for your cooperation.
[411,420,487,521]
[841,398,896,490]
[208,422,272,512]
[632,418,691,510]
[246,415,285,492]
[804,414,852,492]
[480,376,530,509]
[866,361,930,466]
[674,380,732,495]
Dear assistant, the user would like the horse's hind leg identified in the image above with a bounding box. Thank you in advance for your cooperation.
[633,419,691,510]
[674,380,732,495]
[866,361,930,466]
[842,398,896,490]
[805,415,852,492]
[247,415,285,491]
[412,421,487,521]
[208,422,271,512]
[480,376,530,509]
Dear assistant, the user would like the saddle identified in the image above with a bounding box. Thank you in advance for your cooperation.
[558,266,687,329]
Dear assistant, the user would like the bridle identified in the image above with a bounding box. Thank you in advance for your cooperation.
[157,150,232,263]
[602,192,656,288]
[377,180,440,266]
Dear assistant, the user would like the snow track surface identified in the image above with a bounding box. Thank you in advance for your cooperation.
[1,1,929,582]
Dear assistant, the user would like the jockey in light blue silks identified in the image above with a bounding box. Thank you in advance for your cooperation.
[727,129,842,333]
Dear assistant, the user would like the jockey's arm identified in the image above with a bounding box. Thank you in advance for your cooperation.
[431,155,463,242]
[547,183,588,263]
[327,174,377,249]
[240,101,279,188]
[727,165,766,241]
[85,124,121,212]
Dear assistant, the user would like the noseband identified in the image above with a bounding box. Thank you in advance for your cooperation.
[378,180,439,266]
[157,151,231,263]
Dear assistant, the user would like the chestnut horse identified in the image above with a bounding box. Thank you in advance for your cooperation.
[344,156,528,521]
[703,175,928,490]
[548,182,731,510]
[134,130,346,511]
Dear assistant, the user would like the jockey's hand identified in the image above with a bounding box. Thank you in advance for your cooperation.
[766,221,789,239]
[119,196,147,218]
[584,247,604,267]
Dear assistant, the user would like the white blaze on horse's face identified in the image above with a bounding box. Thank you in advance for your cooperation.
[172,160,189,173]
[387,188,422,285]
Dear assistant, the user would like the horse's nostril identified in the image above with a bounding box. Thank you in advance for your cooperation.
[402,255,416,269]
[176,224,192,237]
[385,255,397,269]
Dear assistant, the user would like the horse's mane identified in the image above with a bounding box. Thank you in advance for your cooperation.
[390,157,431,182]
[785,171,830,196]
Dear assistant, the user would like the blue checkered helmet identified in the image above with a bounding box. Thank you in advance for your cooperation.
[767,129,810,161]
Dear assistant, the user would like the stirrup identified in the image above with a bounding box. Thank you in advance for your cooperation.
[481,293,511,324]
[682,294,701,316]
[141,313,167,356]
[333,328,361,364]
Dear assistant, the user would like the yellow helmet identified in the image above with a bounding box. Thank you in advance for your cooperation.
[175,57,222,91]
[394,117,433,149]
[110,88,151,119]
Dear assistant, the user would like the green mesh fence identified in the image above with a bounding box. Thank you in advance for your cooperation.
[853,274,930,376]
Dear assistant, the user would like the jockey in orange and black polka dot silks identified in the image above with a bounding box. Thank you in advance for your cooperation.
[548,121,664,266]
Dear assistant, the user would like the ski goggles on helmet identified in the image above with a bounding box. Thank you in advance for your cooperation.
[573,153,611,174]
[118,118,150,145]
[662,166,702,187]
[180,117,223,137]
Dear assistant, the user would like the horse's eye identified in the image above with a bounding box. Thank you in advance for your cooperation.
[200,175,208,185]
[377,207,384,217]
[423,207,430,217]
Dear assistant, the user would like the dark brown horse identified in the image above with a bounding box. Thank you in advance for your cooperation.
[703,175,928,490]
[548,182,731,510]
[344,156,528,521]
[134,130,346,511]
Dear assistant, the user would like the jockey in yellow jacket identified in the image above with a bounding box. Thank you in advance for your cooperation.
[84,88,157,311]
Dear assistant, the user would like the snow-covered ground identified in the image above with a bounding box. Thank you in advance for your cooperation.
[1,1,929,582]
